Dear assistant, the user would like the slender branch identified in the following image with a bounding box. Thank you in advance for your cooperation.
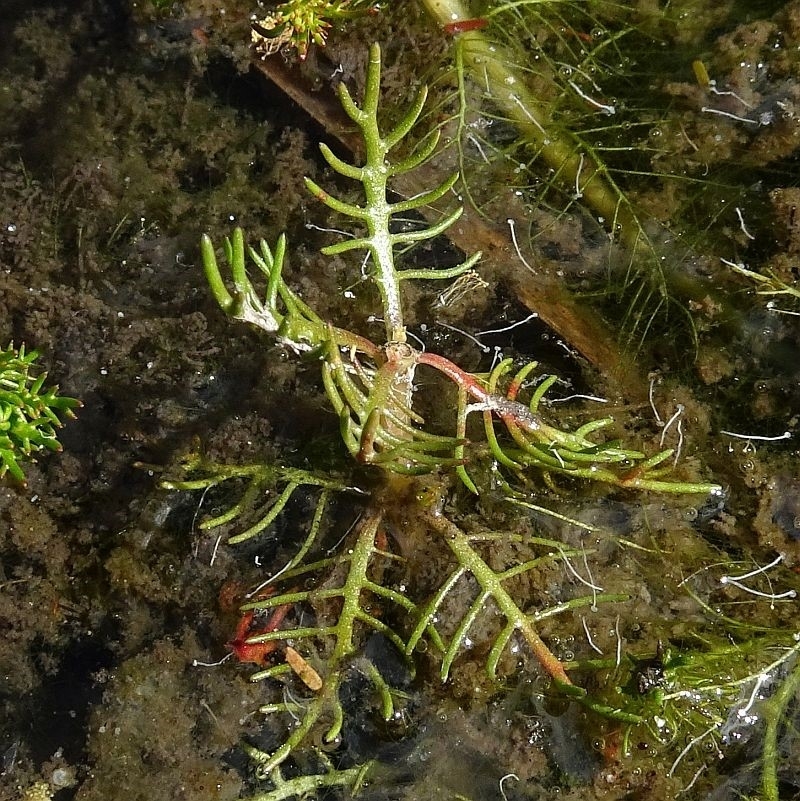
[423,509,571,685]
[417,0,641,249]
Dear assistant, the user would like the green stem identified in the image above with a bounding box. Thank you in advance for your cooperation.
[309,43,409,343]
[329,510,383,661]
[418,0,641,249]
[245,760,370,801]
[423,509,571,684]
[762,651,800,801]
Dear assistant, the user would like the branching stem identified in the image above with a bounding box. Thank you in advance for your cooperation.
[423,508,571,685]
[306,42,479,344]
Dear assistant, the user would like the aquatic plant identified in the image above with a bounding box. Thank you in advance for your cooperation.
[723,257,800,315]
[251,0,379,59]
[415,0,734,349]
[158,42,800,799]
[0,343,79,483]
[252,0,731,347]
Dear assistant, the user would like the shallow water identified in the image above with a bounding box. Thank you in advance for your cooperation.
[1,2,799,800]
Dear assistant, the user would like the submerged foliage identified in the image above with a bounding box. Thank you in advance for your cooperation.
[412,0,794,353]
[251,0,379,59]
[0,343,79,483]
[164,35,800,801]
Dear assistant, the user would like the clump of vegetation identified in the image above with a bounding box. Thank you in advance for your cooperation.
[163,42,800,801]
[4,1,797,799]
[0,343,79,483]
[251,0,379,59]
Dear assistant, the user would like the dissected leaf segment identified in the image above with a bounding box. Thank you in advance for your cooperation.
[165,42,800,801]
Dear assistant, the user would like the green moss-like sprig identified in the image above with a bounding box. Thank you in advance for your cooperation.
[252,0,379,59]
[0,344,80,483]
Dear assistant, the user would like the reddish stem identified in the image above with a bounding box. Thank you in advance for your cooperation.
[418,352,492,403]
[418,351,544,434]
[227,601,294,666]
[443,18,488,34]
